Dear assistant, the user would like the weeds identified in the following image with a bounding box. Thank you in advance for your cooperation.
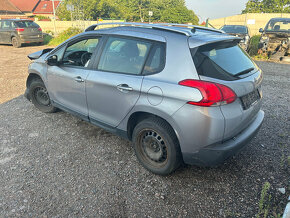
[257,182,271,218]
[48,27,82,46]
[248,35,261,56]
[43,34,53,45]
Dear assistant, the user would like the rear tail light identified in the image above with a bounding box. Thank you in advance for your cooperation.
[38,27,42,32]
[15,28,24,32]
[178,79,236,107]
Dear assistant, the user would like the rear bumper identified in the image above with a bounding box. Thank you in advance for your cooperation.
[183,110,264,166]
[19,35,43,43]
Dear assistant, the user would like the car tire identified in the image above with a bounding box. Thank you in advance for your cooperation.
[29,80,57,113]
[11,37,21,48]
[132,117,182,175]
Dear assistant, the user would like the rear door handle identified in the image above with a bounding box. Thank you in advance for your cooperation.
[74,76,84,83]
[117,84,133,92]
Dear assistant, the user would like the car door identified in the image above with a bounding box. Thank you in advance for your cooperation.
[46,36,101,119]
[86,36,152,127]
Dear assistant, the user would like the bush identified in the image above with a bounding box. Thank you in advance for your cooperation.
[248,35,261,56]
[34,15,51,21]
[48,27,82,46]
[43,34,53,45]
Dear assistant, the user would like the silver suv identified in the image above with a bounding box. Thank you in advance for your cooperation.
[25,23,264,175]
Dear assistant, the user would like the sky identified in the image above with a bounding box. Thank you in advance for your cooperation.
[185,0,249,23]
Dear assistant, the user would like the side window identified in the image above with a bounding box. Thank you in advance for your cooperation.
[2,21,11,29]
[143,43,166,75]
[11,22,16,28]
[62,37,100,67]
[98,37,152,75]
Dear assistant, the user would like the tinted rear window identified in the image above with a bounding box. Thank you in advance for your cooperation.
[192,41,256,81]
[15,21,39,28]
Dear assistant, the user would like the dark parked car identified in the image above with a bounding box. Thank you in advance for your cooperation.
[258,17,290,61]
[0,19,43,48]
[220,25,250,51]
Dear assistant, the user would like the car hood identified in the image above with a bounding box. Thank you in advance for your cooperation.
[28,48,53,61]
[226,33,247,37]
[264,31,290,38]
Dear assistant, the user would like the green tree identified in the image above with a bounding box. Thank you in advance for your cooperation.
[57,0,199,24]
[242,0,290,13]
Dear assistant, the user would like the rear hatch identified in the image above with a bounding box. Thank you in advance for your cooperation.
[190,39,263,141]
[15,21,42,38]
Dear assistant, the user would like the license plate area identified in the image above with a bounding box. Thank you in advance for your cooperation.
[240,89,261,110]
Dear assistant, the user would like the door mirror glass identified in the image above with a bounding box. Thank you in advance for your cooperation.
[259,28,264,33]
[47,55,59,66]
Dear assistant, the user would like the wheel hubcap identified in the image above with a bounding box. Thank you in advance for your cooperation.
[35,87,50,106]
[140,130,167,164]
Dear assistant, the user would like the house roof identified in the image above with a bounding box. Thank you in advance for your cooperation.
[9,0,40,12]
[0,0,22,14]
[33,0,60,14]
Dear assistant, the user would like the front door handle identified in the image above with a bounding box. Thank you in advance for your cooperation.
[117,84,133,92]
[74,76,84,83]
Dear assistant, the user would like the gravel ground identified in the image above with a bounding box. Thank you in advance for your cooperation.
[0,44,49,104]
[0,51,289,216]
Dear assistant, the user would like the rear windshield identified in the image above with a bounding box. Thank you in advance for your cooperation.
[15,21,39,28]
[221,26,248,34]
[192,41,256,81]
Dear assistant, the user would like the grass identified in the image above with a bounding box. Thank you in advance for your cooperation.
[45,27,82,46]
[257,182,272,218]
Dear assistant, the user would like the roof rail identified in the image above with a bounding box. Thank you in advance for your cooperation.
[85,22,224,35]
[157,23,224,34]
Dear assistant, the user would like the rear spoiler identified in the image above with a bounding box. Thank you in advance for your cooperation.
[28,48,54,60]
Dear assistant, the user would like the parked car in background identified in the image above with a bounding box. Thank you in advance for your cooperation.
[220,25,250,51]
[258,17,290,61]
[24,23,264,175]
[0,19,43,48]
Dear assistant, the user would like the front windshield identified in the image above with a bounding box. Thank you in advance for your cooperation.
[265,20,290,32]
[221,26,248,34]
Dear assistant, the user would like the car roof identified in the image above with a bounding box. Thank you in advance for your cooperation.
[268,17,290,22]
[81,23,238,48]
[222,25,247,27]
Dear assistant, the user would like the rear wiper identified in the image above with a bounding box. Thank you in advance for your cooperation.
[235,67,255,77]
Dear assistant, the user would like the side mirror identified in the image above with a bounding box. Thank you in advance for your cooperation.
[47,55,59,66]
[259,28,264,33]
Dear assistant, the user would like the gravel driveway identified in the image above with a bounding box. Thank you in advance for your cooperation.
[0,50,289,217]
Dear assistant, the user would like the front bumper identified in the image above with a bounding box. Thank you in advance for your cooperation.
[183,110,264,166]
